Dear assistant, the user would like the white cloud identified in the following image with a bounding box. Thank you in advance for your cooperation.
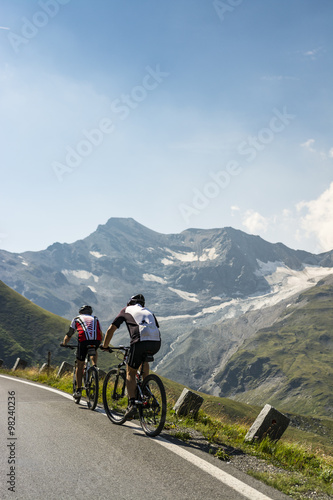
[230,192,333,253]
[231,205,240,216]
[242,210,269,234]
[301,138,316,153]
[300,139,333,161]
[297,182,333,252]
[303,47,324,60]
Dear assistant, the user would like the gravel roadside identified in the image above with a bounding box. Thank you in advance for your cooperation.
[162,426,332,500]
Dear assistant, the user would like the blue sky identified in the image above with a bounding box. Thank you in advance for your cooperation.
[1,0,332,254]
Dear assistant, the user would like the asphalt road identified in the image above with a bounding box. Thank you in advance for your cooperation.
[0,375,291,500]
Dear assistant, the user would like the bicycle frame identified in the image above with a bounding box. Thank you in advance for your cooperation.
[114,350,128,398]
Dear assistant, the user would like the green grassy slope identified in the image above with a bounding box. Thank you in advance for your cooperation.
[0,280,125,372]
[214,275,333,418]
[0,280,72,366]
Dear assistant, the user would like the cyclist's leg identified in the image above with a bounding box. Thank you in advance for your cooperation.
[127,342,149,399]
[76,359,84,389]
[127,340,161,400]
[90,353,97,366]
[126,364,137,400]
[127,343,141,400]
[142,361,149,380]
[141,340,161,380]
[76,341,88,389]
[89,341,100,366]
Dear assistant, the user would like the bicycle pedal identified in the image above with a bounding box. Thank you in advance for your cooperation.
[125,404,138,419]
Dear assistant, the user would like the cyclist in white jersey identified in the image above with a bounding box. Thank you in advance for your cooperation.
[101,294,161,416]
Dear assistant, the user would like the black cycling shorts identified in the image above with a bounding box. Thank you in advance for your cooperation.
[76,340,100,361]
[127,340,161,370]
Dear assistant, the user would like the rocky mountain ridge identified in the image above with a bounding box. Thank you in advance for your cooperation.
[1,217,332,322]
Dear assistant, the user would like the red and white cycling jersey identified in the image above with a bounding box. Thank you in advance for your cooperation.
[70,314,102,342]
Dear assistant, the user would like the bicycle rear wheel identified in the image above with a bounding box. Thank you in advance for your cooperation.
[72,367,81,404]
[102,368,127,424]
[86,366,99,410]
[140,374,166,437]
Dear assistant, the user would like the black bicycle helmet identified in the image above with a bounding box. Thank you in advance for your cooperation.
[127,294,145,307]
[79,304,93,315]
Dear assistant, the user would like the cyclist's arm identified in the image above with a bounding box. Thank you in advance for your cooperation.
[62,326,75,346]
[101,324,117,348]
[153,314,159,328]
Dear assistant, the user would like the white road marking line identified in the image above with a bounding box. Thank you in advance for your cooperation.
[0,374,74,400]
[0,375,274,499]
[154,435,274,500]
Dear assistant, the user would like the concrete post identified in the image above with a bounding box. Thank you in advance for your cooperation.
[244,404,290,442]
[12,358,28,371]
[173,388,204,418]
[39,363,49,374]
[57,361,74,377]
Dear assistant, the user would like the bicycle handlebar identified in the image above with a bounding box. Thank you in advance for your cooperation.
[99,345,129,353]
[60,343,129,353]
[60,343,77,350]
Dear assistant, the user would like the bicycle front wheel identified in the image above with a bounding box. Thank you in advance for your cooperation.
[140,374,166,437]
[86,366,99,410]
[102,368,127,424]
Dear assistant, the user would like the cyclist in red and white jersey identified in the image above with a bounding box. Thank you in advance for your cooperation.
[62,305,103,399]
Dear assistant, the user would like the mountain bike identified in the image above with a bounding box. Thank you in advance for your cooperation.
[61,344,99,411]
[101,346,167,437]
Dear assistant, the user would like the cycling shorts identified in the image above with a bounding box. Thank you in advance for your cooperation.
[76,340,101,361]
[127,340,161,370]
